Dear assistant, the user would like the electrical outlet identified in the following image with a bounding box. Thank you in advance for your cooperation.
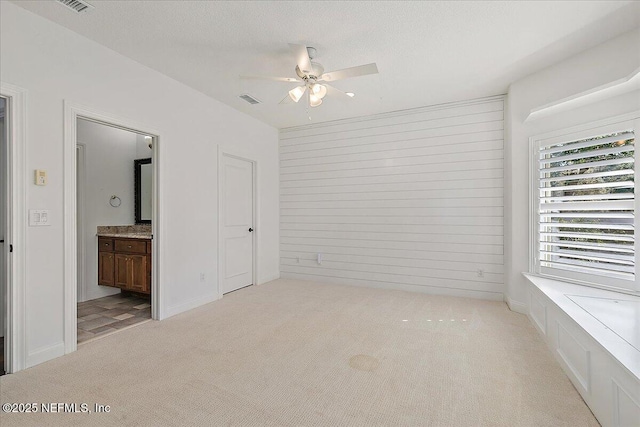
[317,253,323,265]
[200,273,205,282]
[296,256,300,264]
[477,269,484,278]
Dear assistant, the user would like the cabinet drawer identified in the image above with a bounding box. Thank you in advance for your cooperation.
[98,237,114,252]
[114,239,148,254]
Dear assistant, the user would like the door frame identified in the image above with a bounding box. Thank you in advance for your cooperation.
[76,143,87,303]
[217,147,258,299]
[0,82,27,374]
[63,101,164,354]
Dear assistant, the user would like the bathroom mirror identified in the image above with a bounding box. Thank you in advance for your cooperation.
[135,158,152,224]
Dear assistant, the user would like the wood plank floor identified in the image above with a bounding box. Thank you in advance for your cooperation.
[77,293,151,344]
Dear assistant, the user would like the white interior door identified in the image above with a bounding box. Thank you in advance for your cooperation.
[221,154,254,294]
[0,97,5,341]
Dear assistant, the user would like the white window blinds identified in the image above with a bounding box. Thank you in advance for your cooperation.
[538,131,636,287]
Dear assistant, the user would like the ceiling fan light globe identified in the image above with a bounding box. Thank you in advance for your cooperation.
[288,86,305,103]
[314,84,328,99]
[309,94,323,107]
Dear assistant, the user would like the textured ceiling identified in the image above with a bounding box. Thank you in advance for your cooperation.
[10,1,640,129]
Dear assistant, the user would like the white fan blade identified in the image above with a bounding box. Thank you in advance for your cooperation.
[320,63,378,82]
[240,75,301,83]
[325,84,354,100]
[289,43,313,75]
[279,94,294,104]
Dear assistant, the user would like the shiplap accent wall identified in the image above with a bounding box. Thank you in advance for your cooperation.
[279,96,505,300]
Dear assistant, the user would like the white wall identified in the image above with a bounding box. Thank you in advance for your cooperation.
[77,119,140,302]
[280,96,505,300]
[505,28,640,308]
[0,2,279,368]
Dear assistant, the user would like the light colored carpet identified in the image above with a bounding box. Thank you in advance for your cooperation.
[0,279,598,426]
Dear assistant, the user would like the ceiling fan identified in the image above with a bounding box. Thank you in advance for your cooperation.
[241,44,378,108]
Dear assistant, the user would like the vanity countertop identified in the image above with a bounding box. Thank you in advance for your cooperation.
[97,225,151,240]
[96,232,151,240]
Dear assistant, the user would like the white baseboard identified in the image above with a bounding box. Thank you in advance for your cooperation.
[26,342,65,368]
[164,293,218,319]
[258,273,280,285]
[279,273,504,301]
[506,296,528,314]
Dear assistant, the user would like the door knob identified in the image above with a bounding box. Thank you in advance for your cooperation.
[248,228,253,232]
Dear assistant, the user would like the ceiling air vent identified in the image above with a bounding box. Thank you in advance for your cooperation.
[239,94,261,105]
[56,0,94,13]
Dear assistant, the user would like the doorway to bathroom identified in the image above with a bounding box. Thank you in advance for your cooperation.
[64,103,161,352]
[75,118,155,344]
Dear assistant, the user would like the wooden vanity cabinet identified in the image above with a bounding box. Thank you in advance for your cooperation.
[98,236,151,294]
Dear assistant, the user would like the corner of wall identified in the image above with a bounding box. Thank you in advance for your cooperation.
[26,342,65,369]
[505,293,528,315]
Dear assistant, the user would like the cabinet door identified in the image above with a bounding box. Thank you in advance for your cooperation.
[98,252,115,287]
[128,255,148,293]
[114,254,130,289]
[114,254,148,293]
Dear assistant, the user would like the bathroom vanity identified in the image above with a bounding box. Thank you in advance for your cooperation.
[97,225,151,294]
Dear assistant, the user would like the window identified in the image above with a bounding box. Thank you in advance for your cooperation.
[531,115,639,293]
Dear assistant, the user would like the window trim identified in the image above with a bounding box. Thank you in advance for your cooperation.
[529,111,640,295]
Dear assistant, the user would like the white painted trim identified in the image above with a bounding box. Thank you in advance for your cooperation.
[151,132,164,320]
[556,321,591,394]
[63,102,164,356]
[0,82,27,374]
[526,67,640,122]
[280,94,506,133]
[258,273,280,285]
[528,133,537,275]
[505,295,527,314]
[26,342,65,369]
[612,378,640,427]
[75,143,87,303]
[280,273,504,301]
[528,290,547,336]
[164,293,217,319]
[529,110,640,142]
[217,147,259,299]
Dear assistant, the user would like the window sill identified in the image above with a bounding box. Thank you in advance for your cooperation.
[523,273,640,382]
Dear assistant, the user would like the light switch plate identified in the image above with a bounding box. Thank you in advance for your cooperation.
[29,209,50,226]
